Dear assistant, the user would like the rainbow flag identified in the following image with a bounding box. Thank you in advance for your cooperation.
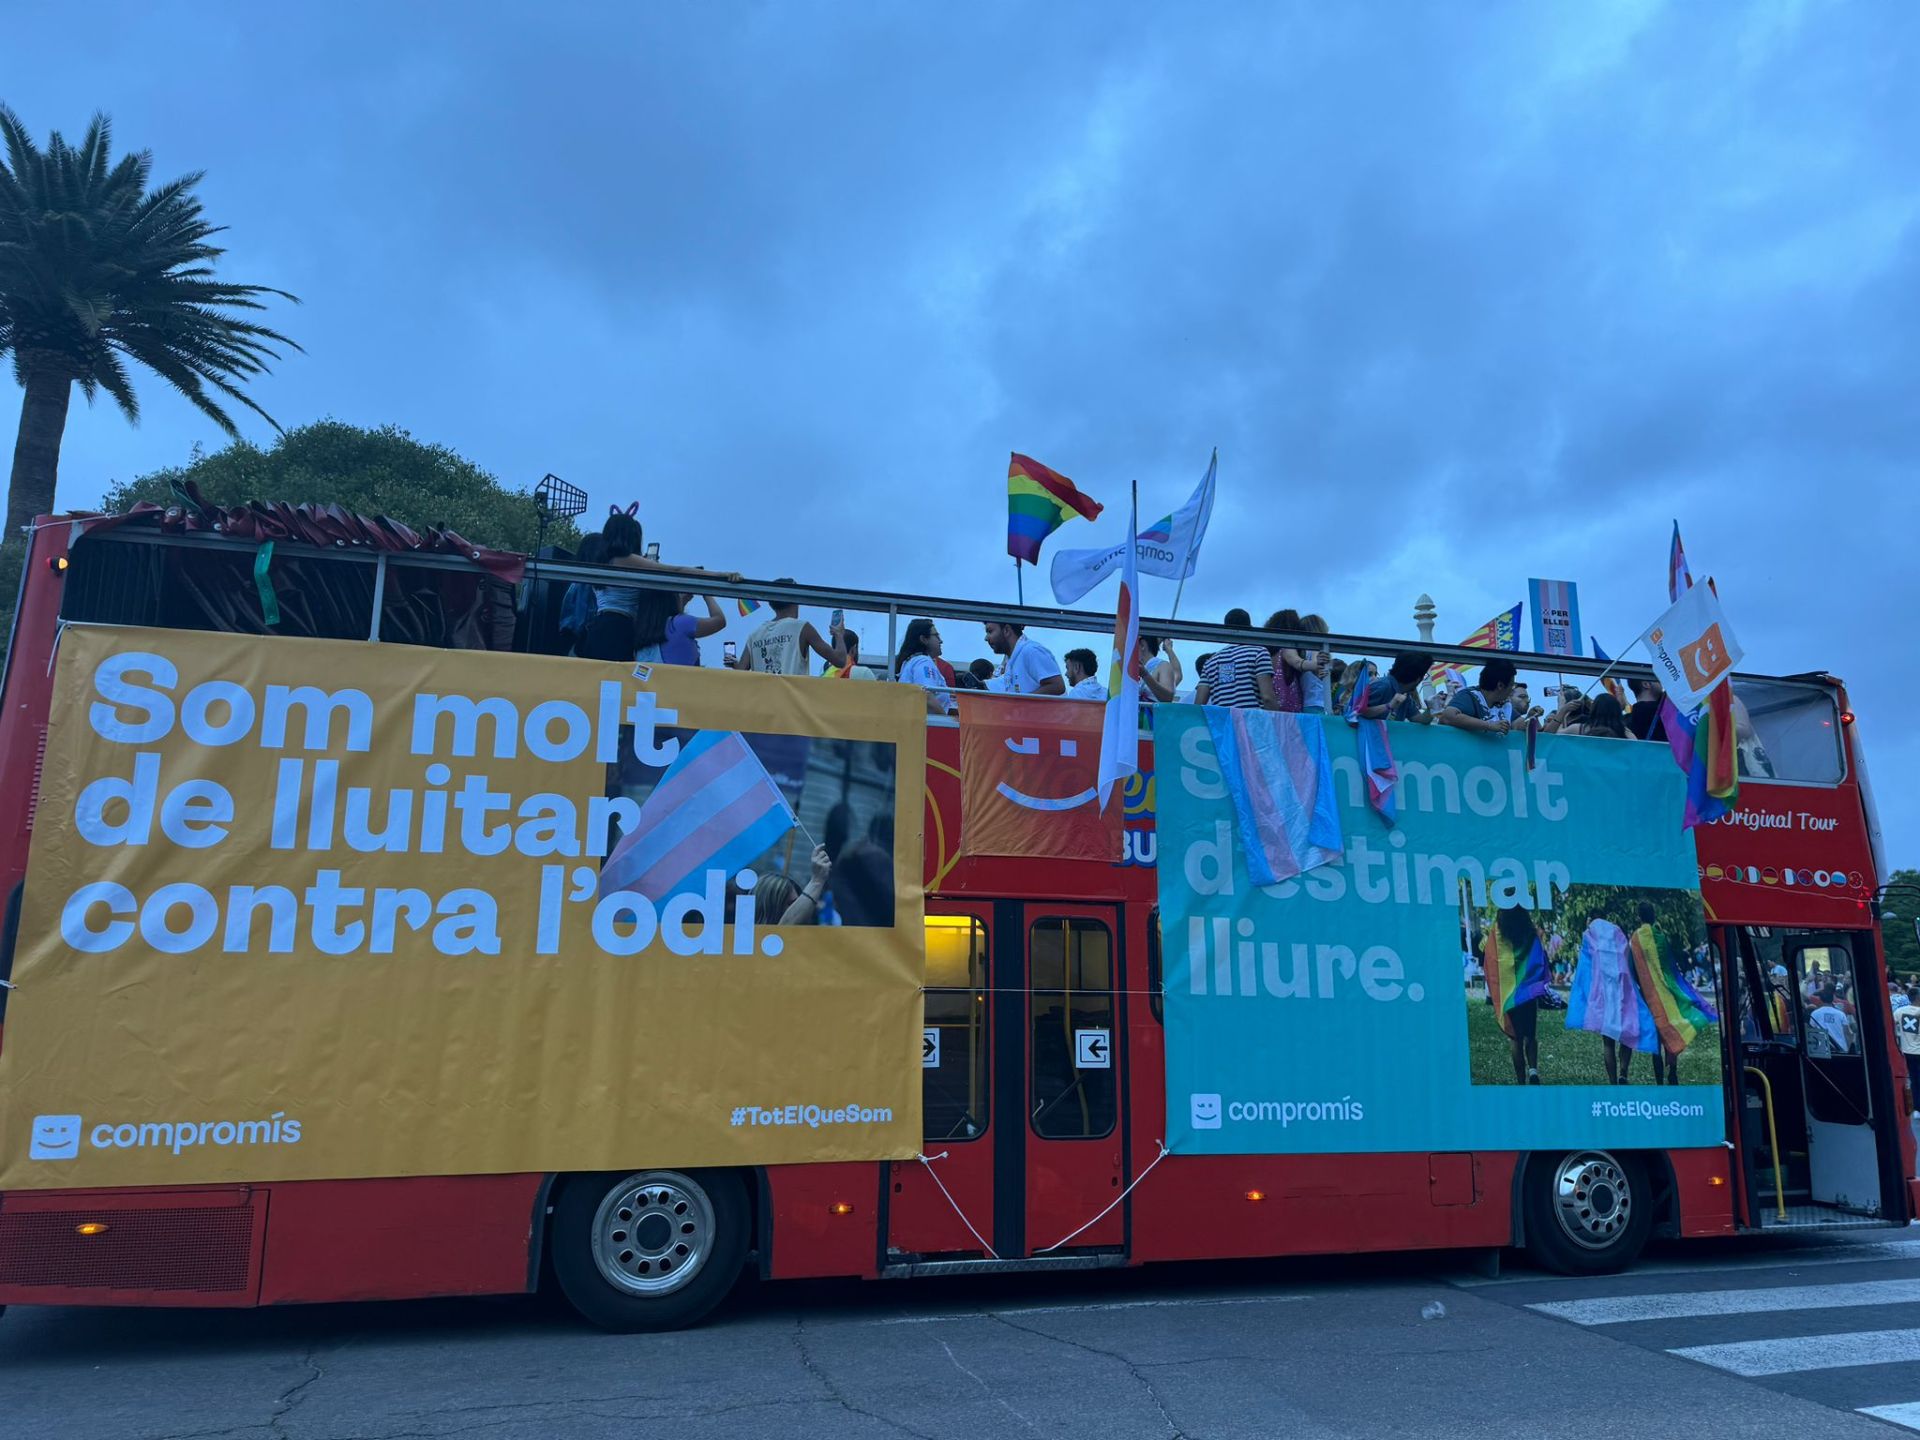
[1668,520,1693,602]
[1483,930,1550,1037]
[1007,453,1103,564]
[1425,603,1520,689]
[735,597,762,618]
[1629,924,1715,1056]
[1659,683,1738,829]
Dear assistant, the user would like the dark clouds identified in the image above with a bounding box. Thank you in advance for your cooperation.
[7,0,1919,857]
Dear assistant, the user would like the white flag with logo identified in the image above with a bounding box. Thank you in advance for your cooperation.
[1050,449,1217,605]
[1637,578,1743,711]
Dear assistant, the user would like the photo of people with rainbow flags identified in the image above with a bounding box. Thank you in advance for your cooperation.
[1461,883,1720,1087]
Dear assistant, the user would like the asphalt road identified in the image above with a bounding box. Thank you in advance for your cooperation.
[4,1230,1918,1439]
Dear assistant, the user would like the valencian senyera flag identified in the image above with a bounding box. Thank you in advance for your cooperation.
[1006,453,1103,564]
[1097,491,1142,814]
[1426,602,1521,690]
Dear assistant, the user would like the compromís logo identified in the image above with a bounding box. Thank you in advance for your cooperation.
[25,1112,303,1160]
[29,1114,81,1160]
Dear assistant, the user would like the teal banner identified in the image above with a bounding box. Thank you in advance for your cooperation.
[1154,706,1723,1154]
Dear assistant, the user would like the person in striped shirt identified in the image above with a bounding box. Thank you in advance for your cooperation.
[1194,609,1277,709]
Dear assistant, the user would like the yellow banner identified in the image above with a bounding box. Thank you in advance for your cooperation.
[0,626,925,1188]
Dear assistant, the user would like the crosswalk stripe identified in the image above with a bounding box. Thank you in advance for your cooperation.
[1859,1402,1920,1433]
[1670,1328,1920,1376]
[1446,1233,1920,1287]
[1530,1277,1920,1325]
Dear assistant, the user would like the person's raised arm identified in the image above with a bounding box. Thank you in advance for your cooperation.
[801,620,848,670]
[690,595,728,639]
[779,846,833,924]
[1161,640,1184,688]
[616,554,744,584]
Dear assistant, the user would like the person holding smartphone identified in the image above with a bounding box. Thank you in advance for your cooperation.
[730,580,847,676]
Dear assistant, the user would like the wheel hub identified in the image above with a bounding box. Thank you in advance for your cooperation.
[1551,1152,1632,1250]
[589,1172,715,1296]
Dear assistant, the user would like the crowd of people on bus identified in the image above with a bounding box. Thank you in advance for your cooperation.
[554,509,1727,746]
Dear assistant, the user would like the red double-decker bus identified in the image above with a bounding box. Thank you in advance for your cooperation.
[0,513,1911,1331]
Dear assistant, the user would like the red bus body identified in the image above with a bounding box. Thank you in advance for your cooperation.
[0,518,1910,1313]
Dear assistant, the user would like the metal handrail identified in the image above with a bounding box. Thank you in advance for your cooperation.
[1742,1065,1790,1221]
[68,521,1828,688]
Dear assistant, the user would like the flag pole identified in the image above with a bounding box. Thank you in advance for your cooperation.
[1014,557,1024,606]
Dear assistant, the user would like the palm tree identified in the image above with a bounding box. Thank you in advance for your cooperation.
[0,107,298,535]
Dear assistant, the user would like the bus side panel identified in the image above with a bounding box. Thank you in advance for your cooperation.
[0,1186,265,1308]
[258,1175,542,1305]
[0,520,69,900]
[761,1163,880,1280]
[1130,1153,1513,1263]
[1668,1147,1737,1237]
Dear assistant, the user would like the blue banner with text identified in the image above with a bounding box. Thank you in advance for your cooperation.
[1154,706,1722,1154]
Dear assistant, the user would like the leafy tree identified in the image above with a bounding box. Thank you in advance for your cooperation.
[1,106,297,535]
[99,419,579,554]
[1471,883,1706,952]
[1882,867,1920,982]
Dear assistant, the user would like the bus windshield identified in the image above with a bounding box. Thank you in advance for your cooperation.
[1729,678,1843,784]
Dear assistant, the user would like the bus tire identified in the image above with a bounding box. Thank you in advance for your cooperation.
[550,1168,748,1331]
[1523,1150,1651,1275]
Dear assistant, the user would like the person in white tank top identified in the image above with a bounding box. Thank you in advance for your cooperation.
[734,585,846,676]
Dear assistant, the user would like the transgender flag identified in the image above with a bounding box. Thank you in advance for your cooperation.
[1203,710,1343,885]
[599,731,799,902]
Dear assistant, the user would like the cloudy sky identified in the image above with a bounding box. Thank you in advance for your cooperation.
[7,2,1918,865]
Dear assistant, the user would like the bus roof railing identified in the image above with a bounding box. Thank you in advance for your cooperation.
[68,520,1819,689]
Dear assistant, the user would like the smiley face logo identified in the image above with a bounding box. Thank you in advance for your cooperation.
[994,734,1097,812]
[29,1114,82,1161]
[1189,1093,1223,1130]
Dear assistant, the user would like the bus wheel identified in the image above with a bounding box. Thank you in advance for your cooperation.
[1523,1150,1651,1275]
[551,1169,748,1331]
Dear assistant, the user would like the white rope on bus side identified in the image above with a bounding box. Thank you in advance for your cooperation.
[915,1151,998,1260]
[1032,1139,1171,1255]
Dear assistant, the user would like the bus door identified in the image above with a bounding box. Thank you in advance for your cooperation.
[886,902,1128,1263]
[1787,934,1884,1215]
[887,905,994,1260]
[1020,904,1126,1257]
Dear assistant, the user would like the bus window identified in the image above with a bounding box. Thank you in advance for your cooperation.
[1798,945,1860,1058]
[1030,917,1117,1140]
[923,916,988,1142]
[1729,679,1843,784]
[1743,929,1797,1043]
